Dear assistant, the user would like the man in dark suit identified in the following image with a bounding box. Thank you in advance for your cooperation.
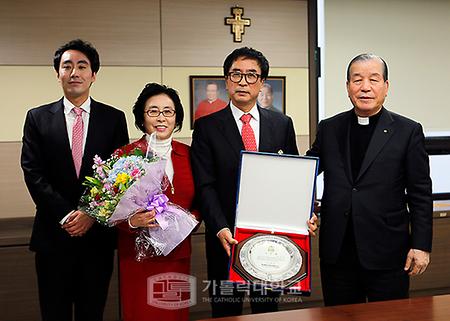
[307,54,432,306]
[191,47,300,318]
[21,39,129,321]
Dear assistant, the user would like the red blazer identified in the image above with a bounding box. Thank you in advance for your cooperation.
[116,136,200,260]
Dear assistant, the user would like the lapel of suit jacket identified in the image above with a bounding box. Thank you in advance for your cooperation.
[50,98,77,175]
[217,105,244,159]
[356,108,395,182]
[339,110,353,184]
[258,106,275,152]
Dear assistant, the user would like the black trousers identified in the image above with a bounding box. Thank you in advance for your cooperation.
[320,220,409,306]
[205,232,279,318]
[35,249,114,321]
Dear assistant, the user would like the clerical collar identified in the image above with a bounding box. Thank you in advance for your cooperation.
[354,107,384,126]
[357,116,370,126]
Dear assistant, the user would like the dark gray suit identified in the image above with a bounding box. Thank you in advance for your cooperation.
[191,105,298,317]
[21,98,129,321]
[307,107,432,304]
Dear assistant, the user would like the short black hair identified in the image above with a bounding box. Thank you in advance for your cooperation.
[53,39,100,75]
[133,83,184,133]
[346,53,388,81]
[223,47,269,80]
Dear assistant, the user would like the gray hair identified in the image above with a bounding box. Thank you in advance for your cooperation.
[346,53,388,81]
[261,82,273,94]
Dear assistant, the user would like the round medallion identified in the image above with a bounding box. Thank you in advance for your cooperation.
[238,234,302,282]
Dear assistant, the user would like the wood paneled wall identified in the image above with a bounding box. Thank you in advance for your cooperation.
[0,0,307,68]
[0,0,161,66]
[161,0,308,67]
[0,142,35,218]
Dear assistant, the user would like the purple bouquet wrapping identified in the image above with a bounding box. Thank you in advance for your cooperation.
[80,151,198,261]
[108,160,198,260]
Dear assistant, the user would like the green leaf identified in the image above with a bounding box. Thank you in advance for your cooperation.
[131,148,145,157]
[83,176,102,187]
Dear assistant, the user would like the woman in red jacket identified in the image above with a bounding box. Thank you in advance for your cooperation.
[116,83,199,321]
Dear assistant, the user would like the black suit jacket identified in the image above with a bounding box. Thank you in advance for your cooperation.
[307,108,432,270]
[191,105,299,237]
[21,98,129,253]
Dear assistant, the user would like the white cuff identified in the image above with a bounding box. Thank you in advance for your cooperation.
[216,227,230,238]
[60,210,75,225]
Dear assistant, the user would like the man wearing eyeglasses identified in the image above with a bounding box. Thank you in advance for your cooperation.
[191,47,302,318]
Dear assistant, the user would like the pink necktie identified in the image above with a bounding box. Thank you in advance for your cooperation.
[240,114,257,151]
[72,107,84,177]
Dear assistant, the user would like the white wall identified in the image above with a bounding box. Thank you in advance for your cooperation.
[324,0,450,133]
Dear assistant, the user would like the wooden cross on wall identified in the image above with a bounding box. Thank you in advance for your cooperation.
[225,7,251,42]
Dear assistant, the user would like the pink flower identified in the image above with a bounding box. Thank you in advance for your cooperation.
[130,168,141,178]
[93,155,105,166]
[96,166,105,178]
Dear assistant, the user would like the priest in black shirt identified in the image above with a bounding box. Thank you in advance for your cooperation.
[307,54,432,306]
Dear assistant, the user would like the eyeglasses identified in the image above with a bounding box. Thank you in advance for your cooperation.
[227,72,261,84]
[145,109,176,117]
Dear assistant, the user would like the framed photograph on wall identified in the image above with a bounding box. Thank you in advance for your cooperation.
[257,76,286,114]
[190,76,228,128]
[189,75,286,129]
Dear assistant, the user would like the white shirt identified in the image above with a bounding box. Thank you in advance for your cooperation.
[63,96,91,154]
[216,102,259,237]
[59,97,92,225]
[230,101,260,150]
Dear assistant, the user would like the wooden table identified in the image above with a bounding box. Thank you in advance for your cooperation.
[198,294,450,321]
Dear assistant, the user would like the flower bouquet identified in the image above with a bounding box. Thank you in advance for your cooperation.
[79,148,198,261]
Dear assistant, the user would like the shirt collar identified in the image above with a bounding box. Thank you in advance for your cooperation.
[230,101,259,122]
[353,106,384,126]
[63,96,92,115]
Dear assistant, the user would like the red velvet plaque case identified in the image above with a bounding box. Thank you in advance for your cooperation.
[228,152,319,294]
